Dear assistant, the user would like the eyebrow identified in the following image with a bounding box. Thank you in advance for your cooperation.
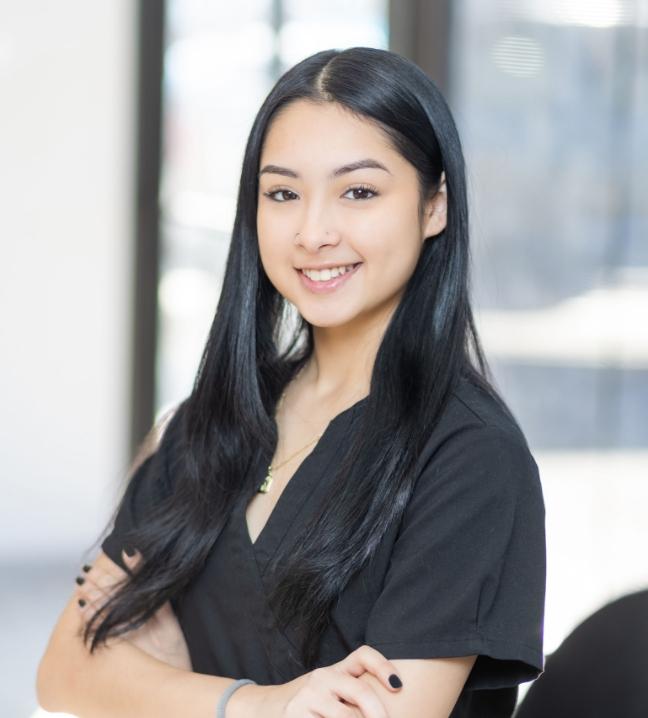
[257,158,392,180]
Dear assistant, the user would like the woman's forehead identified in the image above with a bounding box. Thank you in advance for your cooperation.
[264,100,391,149]
[260,103,404,179]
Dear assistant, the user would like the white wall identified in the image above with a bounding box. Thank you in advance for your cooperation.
[0,1,137,561]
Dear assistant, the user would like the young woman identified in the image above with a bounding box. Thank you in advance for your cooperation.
[37,46,546,718]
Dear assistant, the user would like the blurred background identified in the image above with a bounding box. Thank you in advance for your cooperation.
[1,0,646,715]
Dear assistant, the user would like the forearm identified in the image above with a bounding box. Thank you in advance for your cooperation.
[40,637,245,718]
[37,600,274,718]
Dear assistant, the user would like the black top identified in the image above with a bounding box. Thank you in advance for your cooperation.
[102,374,546,718]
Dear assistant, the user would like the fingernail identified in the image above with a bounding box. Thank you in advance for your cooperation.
[82,564,91,573]
[78,598,86,607]
[124,545,135,557]
[388,673,402,688]
[75,576,85,586]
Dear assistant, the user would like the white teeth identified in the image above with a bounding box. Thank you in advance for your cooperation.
[301,264,357,282]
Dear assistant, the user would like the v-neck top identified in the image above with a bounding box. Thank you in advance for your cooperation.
[241,397,363,566]
[101,375,546,718]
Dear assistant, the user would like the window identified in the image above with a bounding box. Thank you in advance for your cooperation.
[156,0,388,412]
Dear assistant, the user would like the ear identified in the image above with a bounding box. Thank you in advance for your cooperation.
[422,171,447,241]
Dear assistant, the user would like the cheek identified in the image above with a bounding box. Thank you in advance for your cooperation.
[258,244,289,289]
[257,233,297,296]
[257,216,285,265]
[359,204,421,274]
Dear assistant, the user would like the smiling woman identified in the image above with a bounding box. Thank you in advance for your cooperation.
[37,46,545,718]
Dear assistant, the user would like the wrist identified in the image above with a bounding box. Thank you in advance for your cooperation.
[225,681,267,718]
[227,674,307,718]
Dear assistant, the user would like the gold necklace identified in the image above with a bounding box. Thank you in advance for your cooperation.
[258,432,324,493]
[258,366,322,493]
[258,364,368,493]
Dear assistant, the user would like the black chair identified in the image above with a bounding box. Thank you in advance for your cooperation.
[514,589,648,717]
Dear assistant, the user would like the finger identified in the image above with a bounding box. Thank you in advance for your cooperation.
[77,598,99,623]
[75,571,110,593]
[336,644,403,692]
[75,566,122,594]
[325,670,388,718]
[75,582,110,612]
[75,587,108,625]
[82,558,128,588]
[74,575,116,619]
[74,589,125,650]
[91,570,124,591]
[78,601,110,632]
[315,694,361,717]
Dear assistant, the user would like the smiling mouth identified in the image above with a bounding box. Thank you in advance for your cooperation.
[297,262,362,280]
[295,262,363,293]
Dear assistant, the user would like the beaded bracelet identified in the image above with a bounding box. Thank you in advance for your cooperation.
[216,678,257,718]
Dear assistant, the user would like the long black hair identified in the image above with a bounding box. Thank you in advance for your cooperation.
[86,46,513,669]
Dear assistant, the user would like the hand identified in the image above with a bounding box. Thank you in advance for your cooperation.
[251,644,403,718]
[74,549,193,671]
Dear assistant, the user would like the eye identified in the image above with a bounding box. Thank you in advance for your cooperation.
[342,184,379,201]
[261,183,380,203]
[262,188,297,202]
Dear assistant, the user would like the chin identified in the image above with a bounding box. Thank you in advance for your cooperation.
[299,309,360,329]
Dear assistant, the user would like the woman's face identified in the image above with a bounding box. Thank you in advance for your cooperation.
[256,99,446,330]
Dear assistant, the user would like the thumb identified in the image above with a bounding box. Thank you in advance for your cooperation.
[121,546,143,572]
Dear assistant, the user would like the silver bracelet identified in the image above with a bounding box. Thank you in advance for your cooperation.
[216,678,257,718]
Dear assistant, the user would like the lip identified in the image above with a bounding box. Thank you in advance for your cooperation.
[296,262,362,294]
[297,262,359,270]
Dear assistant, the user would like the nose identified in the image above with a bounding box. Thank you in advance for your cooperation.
[294,228,341,251]
[294,195,342,250]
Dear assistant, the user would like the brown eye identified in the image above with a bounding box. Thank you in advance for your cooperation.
[263,189,297,202]
[343,185,379,201]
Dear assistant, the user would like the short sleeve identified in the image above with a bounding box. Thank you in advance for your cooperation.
[363,424,546,690]
[101,405,181,572]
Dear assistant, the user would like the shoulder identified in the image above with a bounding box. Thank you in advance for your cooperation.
[123,399,187,495]
[446,372,526,439]
[414,374,542,507]
[424,372,532,454]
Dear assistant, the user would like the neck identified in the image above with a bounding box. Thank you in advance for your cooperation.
[303,301,397,401]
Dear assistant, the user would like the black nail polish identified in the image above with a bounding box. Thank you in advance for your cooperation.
[82,564,91,573]
[78,598,86,607]
[124,545,135,557]
[75,576,85,586]
[388,673,402,688]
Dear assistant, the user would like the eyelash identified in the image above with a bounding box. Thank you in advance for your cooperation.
[262,183,380,203]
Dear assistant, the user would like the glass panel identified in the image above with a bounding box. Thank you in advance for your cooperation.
[449,0,648,698]
[157,0,388,415]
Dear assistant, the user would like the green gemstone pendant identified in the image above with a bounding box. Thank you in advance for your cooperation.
[258,468,273,493]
